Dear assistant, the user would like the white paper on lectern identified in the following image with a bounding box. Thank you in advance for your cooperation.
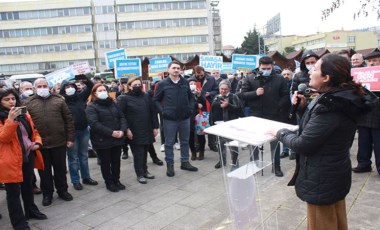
[205,117,299,146]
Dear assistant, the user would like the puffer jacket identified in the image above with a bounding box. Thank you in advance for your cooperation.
[0,113,44,183]
[86,98,128,150]
[24,93,75,148]
[277,89,376,205]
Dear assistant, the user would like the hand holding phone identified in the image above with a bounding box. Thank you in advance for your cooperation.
[16,106,27,115]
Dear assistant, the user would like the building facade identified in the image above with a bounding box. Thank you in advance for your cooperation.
[265,30,378,54]
[0,0,217,75]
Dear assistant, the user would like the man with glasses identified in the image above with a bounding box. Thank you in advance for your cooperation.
[240,56,290,177]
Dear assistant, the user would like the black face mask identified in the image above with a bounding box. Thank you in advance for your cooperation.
[132,86,142,95]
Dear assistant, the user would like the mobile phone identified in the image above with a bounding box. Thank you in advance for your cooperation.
[195,82,201,91]
[16,106,27,115]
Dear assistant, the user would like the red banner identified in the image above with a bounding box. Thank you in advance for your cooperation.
[352,66,380,91]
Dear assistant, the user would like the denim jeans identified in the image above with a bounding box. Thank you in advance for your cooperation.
[163,118,190,164]
[67,128,91,184]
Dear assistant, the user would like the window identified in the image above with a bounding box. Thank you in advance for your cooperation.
[348,36,355,43]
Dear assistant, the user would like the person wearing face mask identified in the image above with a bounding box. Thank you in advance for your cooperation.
[59,75,98,191]
[290,50,319,94]
[117,77,159,184]
[240,56,290,177]
[86,84,128,192]
[24,78,75,206]
[188,78,207,161]
[19,81,42,195]
[19,81,34,102]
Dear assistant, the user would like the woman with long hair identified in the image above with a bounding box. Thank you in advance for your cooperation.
[0,88,47,230]
[86,84,128,192]
[117,77,159,184]
[269,54,377,230]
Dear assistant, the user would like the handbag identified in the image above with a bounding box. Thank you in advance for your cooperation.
[194,100,211,135]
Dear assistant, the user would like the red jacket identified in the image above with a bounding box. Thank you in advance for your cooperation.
[0,113,44,183]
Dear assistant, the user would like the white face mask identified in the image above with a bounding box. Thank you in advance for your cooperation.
[22,89,34,97]
[227,75,234,79]
[36,88,50,98]
[306,64,315,71]
[97,91,108,99]
[189,85,196,91]
[65,87,76,96]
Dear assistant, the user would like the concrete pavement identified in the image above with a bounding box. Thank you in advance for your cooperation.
[0,134,379,230]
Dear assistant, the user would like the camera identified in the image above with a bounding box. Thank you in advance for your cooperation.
[253,71,266,87]
[216,95,226,104]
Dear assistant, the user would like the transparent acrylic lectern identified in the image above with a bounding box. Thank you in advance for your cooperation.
[205,117,298,230]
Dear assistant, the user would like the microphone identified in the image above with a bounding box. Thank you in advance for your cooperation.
[288,84,307,119]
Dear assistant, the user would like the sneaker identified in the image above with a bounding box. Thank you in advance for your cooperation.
[160,144,165,152]
[180,161,198,171]
[137,176,147,184]
[144,172,155,179]
[174,143,181,150]
[73,183,83,190]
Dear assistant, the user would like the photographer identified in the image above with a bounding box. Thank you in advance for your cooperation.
[209,80,243,169]
[240,56,290,177]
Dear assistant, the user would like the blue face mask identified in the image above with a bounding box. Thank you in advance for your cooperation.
[261,70,272,76]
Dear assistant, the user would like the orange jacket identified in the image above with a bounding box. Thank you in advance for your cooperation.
[0,113,44,183]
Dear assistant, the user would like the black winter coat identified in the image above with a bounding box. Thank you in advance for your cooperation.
[240,72,290,121]
[209,93,243,125]
[60,79,93,130]
[276,89,375,205]
[154,77,194,121]
[86,98,128,150]
[117,92,159,145]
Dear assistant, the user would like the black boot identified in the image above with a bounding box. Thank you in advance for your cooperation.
[198,151,204,160]
[88,149,97,158]
[152,157,164,166]
[180,162,198,171]
[166,164,175,177]
[275,166,284,177]
[191,151,197,161]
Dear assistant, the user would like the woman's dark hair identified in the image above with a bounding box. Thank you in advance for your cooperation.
[0,88,21,111]
[319,54,364,96]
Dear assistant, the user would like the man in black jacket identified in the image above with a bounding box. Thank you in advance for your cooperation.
[154,61,198,177]
[290,50,319,94]
[240,56,290,177]
[60,75,98,191]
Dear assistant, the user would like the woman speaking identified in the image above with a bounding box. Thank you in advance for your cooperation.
[270,54,376,230]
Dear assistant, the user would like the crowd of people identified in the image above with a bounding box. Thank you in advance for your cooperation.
[0,50,379,230]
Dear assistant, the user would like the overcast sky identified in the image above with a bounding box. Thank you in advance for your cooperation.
[219,0,379,47]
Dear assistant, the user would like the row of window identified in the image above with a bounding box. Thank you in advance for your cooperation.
[0,42,94,56]
[120,35,208,48]
[119,18,207,30]
[98,40,117,49]
[97,23,115,32]
[0,7,91,21]
[0,25,92,38]
[118,1,206,13]
[0,59,95,73]
[95,5,114,15]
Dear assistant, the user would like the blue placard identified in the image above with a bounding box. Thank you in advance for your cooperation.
[232,54,263,71]
[45,67,76,87]
[114,59,142,79]
[149,57,172,74]
[221,62,235,74]
[105,49,127,69]
[199,55,223,71]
